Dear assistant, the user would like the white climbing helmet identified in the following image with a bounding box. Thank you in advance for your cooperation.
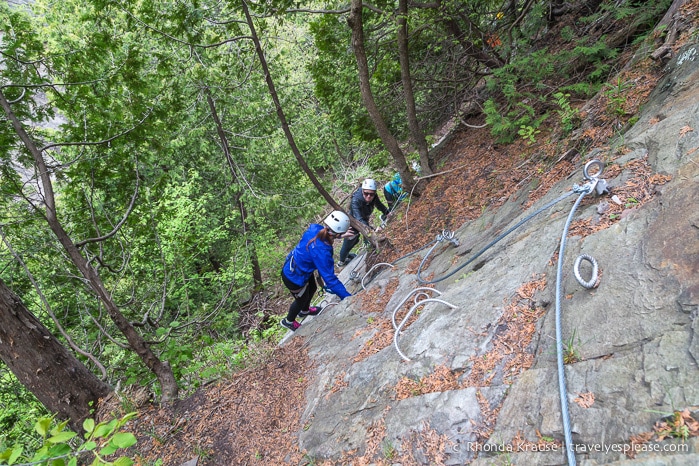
[361,178,377,191]
[324,210,350,234]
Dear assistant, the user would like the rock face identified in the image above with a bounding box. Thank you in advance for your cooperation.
[283,43,699,465]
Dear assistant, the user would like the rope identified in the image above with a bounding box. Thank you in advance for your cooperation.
[391,287,442,330]
[354,161,607,465]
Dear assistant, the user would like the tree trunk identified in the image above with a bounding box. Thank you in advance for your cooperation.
[240,1,381,244]
[397,0,432,176]
[0,89,179,403]
[205,88,263,290]
[437,1,505,70]
[0,278,112,431]
[240,199,264,290]
[347,0,416,197]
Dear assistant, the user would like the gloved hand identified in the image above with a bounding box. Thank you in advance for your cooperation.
[380,214,387,222]
[342,227,358,240]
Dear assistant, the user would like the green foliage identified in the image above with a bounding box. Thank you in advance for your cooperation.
[480,0,675,144]
[563,329,581,365]
[0,413,138,465]
[560,81,600,98]
[604,77,632,117]
[1,0,679,438]
[484,98,548,145]
[308,14,374,142]
[0,372,49,453]
[518,124,541,145]
[560,26,575,42]
[553,92,580,135]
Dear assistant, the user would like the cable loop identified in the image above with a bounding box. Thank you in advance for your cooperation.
[361,263,394,290]
[437,229,452,242]
[391,287,442,330]
[393,298,458,361]
[573,254,599,289]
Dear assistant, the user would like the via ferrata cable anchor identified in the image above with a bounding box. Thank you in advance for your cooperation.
[582,159,609,196]
[437,229,460,247]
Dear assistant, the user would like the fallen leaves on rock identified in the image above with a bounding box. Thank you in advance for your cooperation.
[574,392,596,409]
[625,408,699,459]
[394,365,462,401]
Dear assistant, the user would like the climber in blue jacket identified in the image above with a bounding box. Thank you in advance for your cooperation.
[383,172,404,211]
[280,211,353,331]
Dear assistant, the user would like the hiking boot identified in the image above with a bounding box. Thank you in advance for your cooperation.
[280,318,301,331]
[299,306,321,317]
[337,253,357,267]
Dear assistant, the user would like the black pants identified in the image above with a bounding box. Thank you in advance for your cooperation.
[281,270,317,322]
[384,187,397,210]
[339,234,361,263]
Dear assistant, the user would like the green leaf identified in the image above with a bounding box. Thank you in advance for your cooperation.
[111,432,137,449]
[47,431,77,443]
[83,418,95,435]
[35,417,52,437]
[114,457,135,466]
[8,446,23,465]
[121,412,138,423]
[47,443,71,456]
[50,419,70,436]
[30,444,50,461]
[49,443,71,457]
[93,419,118,438]
[99,443,118,456]
[82,441,98,451]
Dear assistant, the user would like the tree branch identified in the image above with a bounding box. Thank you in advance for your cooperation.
[75,171,139,248]
[39,108,154,152]
[120,8,251,48]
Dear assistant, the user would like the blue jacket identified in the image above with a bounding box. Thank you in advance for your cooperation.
[282,224,351,299]
[384,174,403,196]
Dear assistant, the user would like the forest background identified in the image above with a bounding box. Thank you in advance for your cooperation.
[0,0,685,462]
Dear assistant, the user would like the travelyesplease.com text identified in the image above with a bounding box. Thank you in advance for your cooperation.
[455,442,688,455]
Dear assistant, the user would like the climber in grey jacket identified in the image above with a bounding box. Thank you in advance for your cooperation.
[337,179,389,266]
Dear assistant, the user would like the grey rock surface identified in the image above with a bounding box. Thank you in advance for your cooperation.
[282,43,699,465]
